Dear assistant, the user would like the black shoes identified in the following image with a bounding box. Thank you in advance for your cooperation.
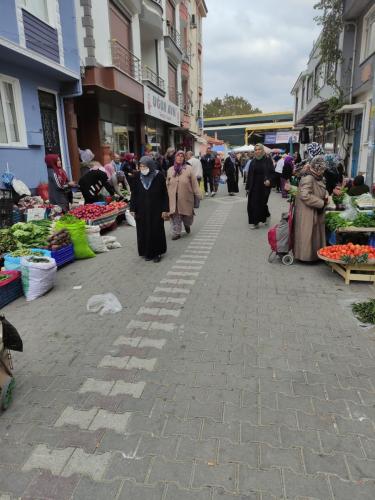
[184,226,191,234]
[172,235,181,240]
[153,255,161,263]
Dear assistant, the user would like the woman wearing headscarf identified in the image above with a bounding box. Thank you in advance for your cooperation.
[223,152,239,196]
[294,155,328,262]
[212,152,222,195]
[45,154,75,212]
[245,143,275,229]
[130,156,169,263]
[166,150,202,240]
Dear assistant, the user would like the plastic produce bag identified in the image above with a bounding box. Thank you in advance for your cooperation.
[125,210,136,227]
[12,178,31,197]
[219,174,227,184]
[86,226,108,253]
[102,235,122,250]
[56,219,95,259]
[87,293,122,315]
[21,255,57,301]
[340,195,357,221]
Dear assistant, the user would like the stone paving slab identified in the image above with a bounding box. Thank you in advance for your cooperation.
[1,187,375,498]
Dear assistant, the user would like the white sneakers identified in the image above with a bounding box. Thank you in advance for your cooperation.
[250,224,259,229]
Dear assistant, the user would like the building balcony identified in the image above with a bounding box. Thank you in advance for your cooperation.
[140,0,163,37]
[181,62,189,80]
[142,65,165,95]
[169,87,182,107]
[164,23,183,64]
[110,39,141,82]
[182,42,192,65]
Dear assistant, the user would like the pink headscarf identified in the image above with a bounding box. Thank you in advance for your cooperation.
[173,150,186,176]
[104,162,116,179]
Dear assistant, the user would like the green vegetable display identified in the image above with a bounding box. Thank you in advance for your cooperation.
[352,299,375,324]
[332,188,348,205]
[0,229,18,255]
[8,249,45,258]
[9,221,51,248]
[59,214,79,224]
[352,213,375,227]
[325,213,349,232]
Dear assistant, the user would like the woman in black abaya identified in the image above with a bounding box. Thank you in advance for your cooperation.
[130,156,169,262]
[223,152,239,195]
[246,144,275,229]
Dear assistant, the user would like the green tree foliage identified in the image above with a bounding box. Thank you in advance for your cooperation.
[203,94,261,118]
[314,0,344,88]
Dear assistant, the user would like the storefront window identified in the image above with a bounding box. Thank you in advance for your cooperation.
[114,125,129,153]
[100,121,113,146]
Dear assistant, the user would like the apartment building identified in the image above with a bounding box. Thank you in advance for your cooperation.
[291,0,375,178]
[72,0,207,170]
[0,0,81,188]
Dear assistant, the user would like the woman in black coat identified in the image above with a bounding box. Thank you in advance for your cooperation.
[246,144,275,229]
[223,152,239,195]
[130,156,169,263]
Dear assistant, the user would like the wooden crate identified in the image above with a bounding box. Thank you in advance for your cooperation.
[327,261,375,285]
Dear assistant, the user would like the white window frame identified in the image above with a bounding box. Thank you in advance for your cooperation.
[20,0,57,28]
[360,4,375,63]
[0,74,27,148]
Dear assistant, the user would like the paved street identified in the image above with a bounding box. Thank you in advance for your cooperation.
[1,185,375,499]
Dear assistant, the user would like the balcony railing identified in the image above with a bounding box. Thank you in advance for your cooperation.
[110,39,141,81]
[166,23,182,50]
[169,87,182,106]
[142,66,165,91]
[182,42,192,64]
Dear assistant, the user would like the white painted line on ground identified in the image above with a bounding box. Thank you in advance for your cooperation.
[110,380,146,397]
[167,271,199,277]
[22,445,75,476]
[78,378,146,398]
[78,379,114,395]
[61,447,112,480]
[172,265,203,270]
[126,320,150,330]
[126,357,157,371]
[98,355,130,369]
[138,338,167,349]
[149,321,176,332]
[146,295,187,305]
[160,278,195,285]
[113,336,141,347]
[89,409,131,433]
[154,286,190,294]
[176,260,206,265]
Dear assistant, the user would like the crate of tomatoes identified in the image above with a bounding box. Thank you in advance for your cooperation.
[318,243,375,264]
[69,204,118,229]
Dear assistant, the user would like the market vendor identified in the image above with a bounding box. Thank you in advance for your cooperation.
[348,175,370,197]
[78,161,118,204]
[45,154,75,212]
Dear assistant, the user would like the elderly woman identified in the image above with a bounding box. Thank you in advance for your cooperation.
[224,152,239,196]
[166,150,202,240]
[294,155,328,262]
[130,156,169,263]
[45,154,75,212]
[245,143,275,229]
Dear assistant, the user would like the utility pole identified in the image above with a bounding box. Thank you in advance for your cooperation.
[366,67,375,186]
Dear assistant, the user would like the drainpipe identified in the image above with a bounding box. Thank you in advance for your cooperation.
[365,70,375,185]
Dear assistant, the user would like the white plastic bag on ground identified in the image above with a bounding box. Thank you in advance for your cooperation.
[125,210,136,227]
[102,235,122,250]
[87,293,122,315]
[86,225,108,253]
[21,256,57,301]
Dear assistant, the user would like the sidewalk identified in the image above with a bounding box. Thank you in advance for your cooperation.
[1,186,375,499]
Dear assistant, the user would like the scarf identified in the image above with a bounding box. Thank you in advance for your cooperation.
[45,154,68,186]
[304,155,327,180]
[140,170,158,190]
[307,142,324,159]
[173,150,186,176]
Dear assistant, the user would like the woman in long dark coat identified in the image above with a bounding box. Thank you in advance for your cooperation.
[246,144,275,229]
[223,152,239,195]
[130,156,169,263]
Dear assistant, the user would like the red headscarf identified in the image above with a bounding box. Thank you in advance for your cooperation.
[45,154,68,186]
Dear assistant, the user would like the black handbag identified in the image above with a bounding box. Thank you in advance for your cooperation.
[0,315,23,352]
[194,195,200,209]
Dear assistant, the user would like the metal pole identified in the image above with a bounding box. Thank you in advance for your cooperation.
[365,68,375,187]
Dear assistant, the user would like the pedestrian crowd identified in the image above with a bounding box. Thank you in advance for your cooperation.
[44,142,368,266]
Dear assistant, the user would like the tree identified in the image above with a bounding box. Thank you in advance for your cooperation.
[314,0,344,89]
[203,94,261,118]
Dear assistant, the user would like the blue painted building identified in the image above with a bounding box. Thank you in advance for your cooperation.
[0,0,81,189]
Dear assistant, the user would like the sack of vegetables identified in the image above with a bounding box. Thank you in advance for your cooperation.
[55,215,95,259]
[21,255,57,301]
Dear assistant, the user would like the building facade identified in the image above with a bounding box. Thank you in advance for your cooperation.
[72,0,207,170]
[0,0,81,188]
[291,0,375,178]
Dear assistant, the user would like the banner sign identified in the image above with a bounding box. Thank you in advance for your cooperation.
[264,133,277,144]
[275,131,299,143]
[144,87,180,127]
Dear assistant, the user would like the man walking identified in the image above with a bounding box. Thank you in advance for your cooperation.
[200,147,215,196]
[186,151,203,183]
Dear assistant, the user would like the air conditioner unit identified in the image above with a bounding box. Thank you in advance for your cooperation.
[190,14,197,27]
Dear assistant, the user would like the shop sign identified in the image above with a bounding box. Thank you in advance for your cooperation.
[144,87,180,127]
[26,208,46,221]
[265,133,277,144]
[275,131,299,144]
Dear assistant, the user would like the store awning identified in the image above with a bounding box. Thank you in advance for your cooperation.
[336,103,365,114]
[190,132,207,144]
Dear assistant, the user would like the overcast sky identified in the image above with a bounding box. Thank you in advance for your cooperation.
[202,0,322,112]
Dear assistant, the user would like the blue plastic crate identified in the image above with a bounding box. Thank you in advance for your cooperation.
[0,271,23,308]
[50,244,74,268]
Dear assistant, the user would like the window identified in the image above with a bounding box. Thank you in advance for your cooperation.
[315,63,325,90]
[21,0,49,24]
[0,75,25,147]
[361,6,375,61]
[301,84,305,110]
[306,75,313,102]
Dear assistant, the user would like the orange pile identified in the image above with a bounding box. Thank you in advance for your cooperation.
[319,243,375,261]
